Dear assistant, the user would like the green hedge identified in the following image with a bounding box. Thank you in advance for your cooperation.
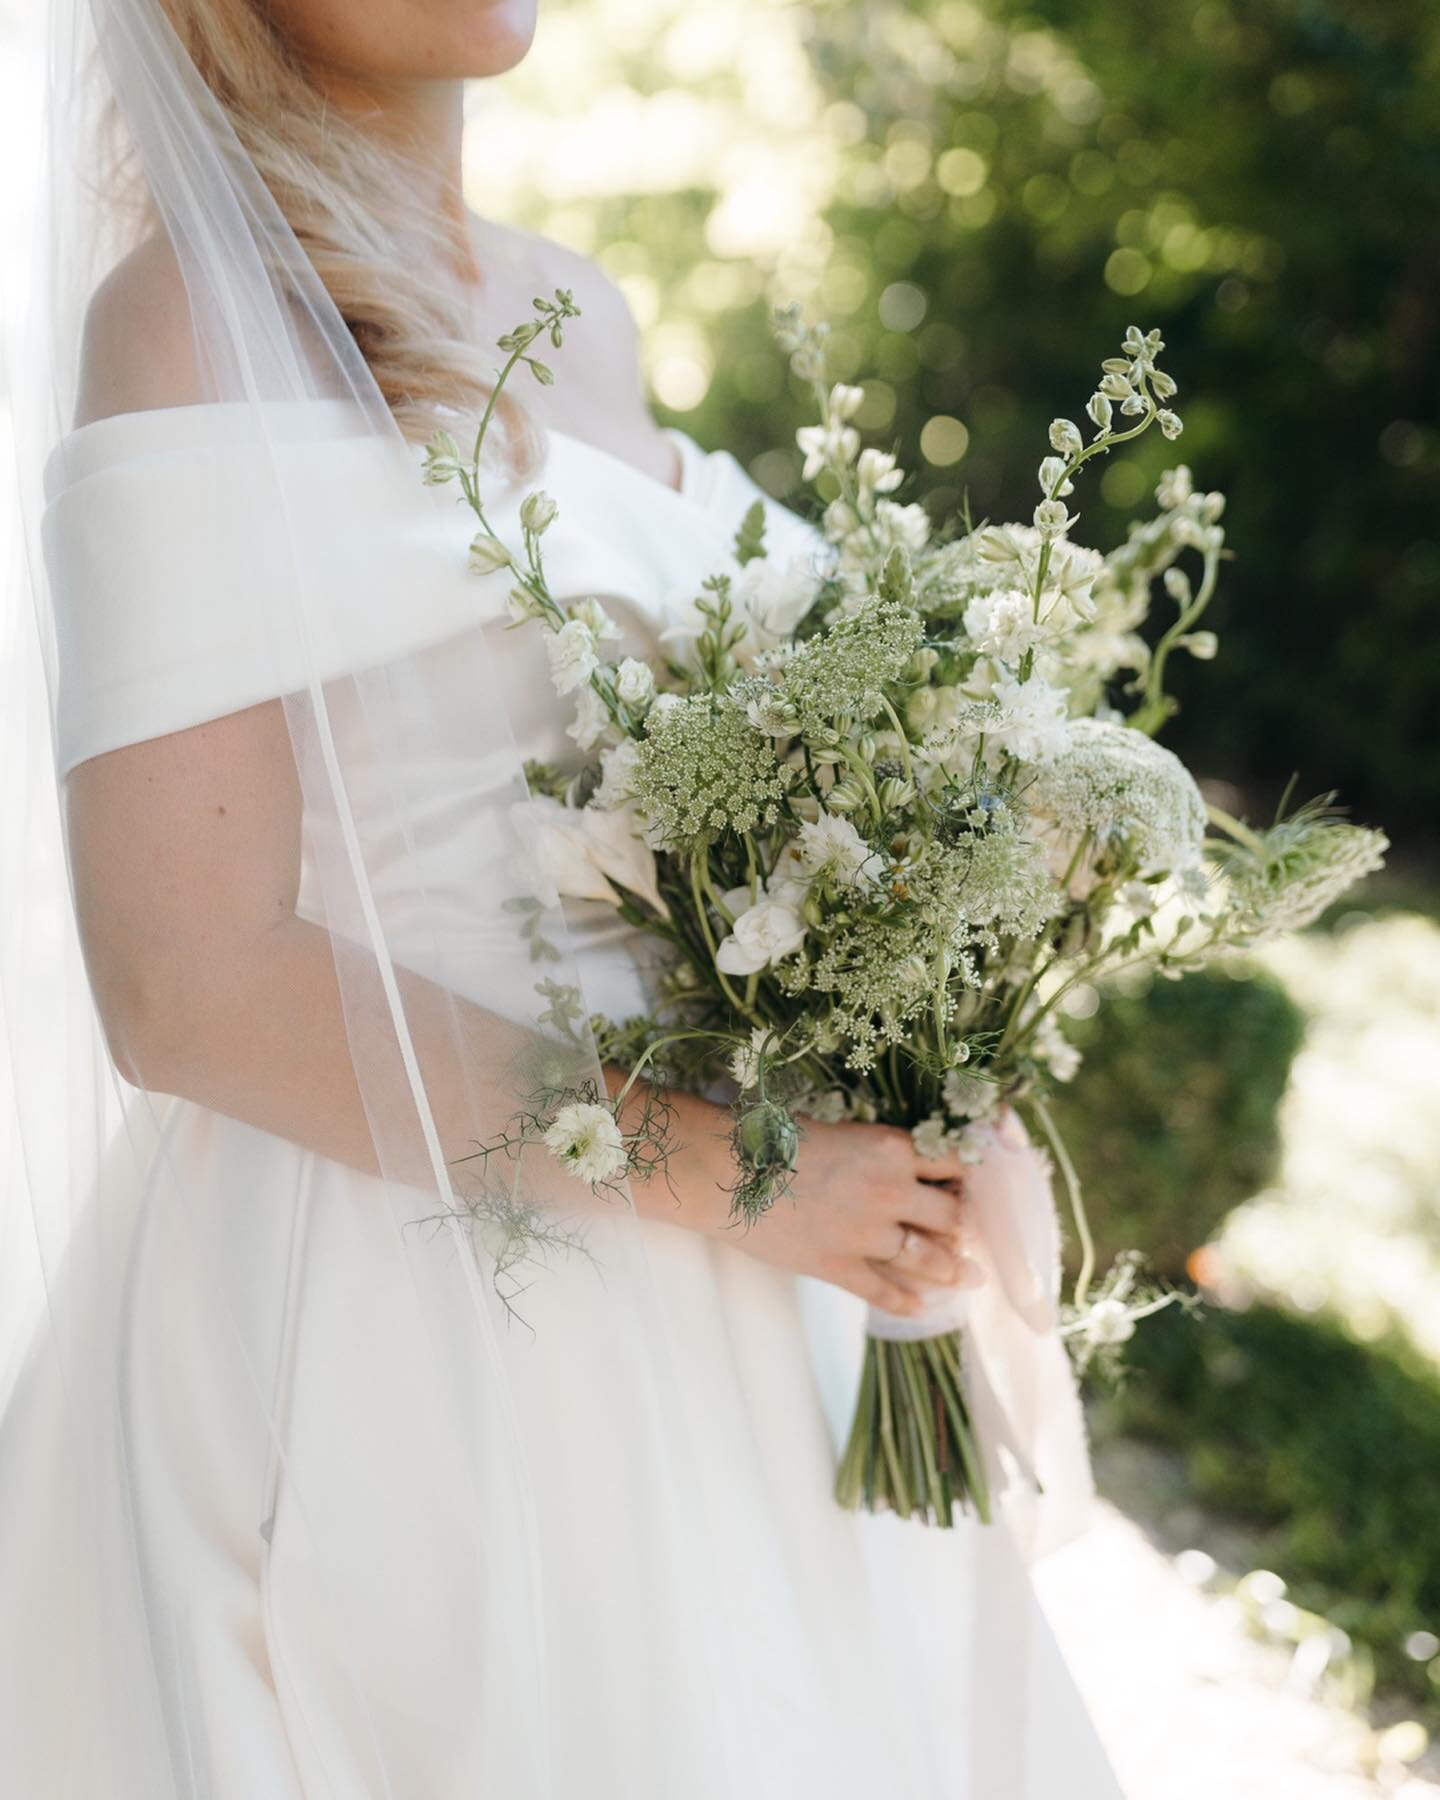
[1044,964,1305,1280]
[1105,1301,1440,1718]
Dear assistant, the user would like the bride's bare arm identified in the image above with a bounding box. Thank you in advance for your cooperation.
[67,697,968,1313]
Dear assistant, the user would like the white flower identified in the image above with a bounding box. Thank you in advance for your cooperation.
[520,489,558,534]
[615,657,654,706]
[570,597,622,641]
[1120,879,1158,918]
[1082,1298,1136,1347]
[516,796,668,917]
[795,812,883,888]
[566,683,610,751]
[661,553,824,667]
[828,382,866,422]
[1038,456,1075,497]
[857,447,904,495]
[874,499,931,552]
[1086,391,1113,432]
[797,420,860,480]
[731,553,823,649]
[506,585,537,625]
[729,1026,776,1091]
[911,1114,953,1161]
[1178,630,1218,661]
[1157,465,1193,509]
[988,674,1071,761]
[1033,498,1078,539]
[469,533,513,575]
[546,619,599,695]
[1157,409,1183,441]
[593,738,641,810]
[1049,418,1084,457]
[1025,716,1208,880]
[1033,1014,1082,1082]
[543,1101,627,1186]
[963,587,1047,665]
[715,897,807,976]
[942,1067,999,1120]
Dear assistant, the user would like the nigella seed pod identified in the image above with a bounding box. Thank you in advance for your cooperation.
[737,1102,800,1174]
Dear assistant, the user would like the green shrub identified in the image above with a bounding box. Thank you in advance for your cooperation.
[1046,965,1305,1279]
[1106,1301,1440,1717]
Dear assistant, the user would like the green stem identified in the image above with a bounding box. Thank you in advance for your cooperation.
[1028,1094,1096,1311]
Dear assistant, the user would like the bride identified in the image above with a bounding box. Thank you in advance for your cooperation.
[0,0,1126,1794]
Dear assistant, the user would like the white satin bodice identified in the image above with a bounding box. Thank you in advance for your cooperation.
[40,399,825,1020]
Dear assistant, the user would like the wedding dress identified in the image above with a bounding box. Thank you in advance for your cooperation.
[0,393,1127,1799]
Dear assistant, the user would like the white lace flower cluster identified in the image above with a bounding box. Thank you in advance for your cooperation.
[1024,715,1209,885]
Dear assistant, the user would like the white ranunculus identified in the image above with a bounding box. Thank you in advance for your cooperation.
[543,1101,627,1186]
[715,898,806,976]
[546,619,599,695]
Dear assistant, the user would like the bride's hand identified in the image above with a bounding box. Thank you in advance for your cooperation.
[619,1079,979,1317]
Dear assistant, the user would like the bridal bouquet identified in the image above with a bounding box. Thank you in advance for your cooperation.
[424,289,1388,1529]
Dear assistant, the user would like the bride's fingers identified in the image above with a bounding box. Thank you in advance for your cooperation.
[894,1179,965,1239]
[848,1262,924,1316]
[879,1223,962,1286]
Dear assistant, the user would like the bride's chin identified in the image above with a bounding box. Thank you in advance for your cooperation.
[457,0,541,77]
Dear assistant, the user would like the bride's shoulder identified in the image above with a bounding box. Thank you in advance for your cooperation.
[74,234,206,430]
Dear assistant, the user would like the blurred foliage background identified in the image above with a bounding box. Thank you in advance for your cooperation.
[477,0,1440,1748]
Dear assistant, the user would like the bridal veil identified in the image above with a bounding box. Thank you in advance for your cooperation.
[0,3,1108,1794]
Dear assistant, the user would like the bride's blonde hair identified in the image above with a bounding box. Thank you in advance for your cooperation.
[143,0,537,459]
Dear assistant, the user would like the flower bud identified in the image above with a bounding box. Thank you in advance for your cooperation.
[520,489,559,534]
[469,533,513,575]
[736,1102,800,1176]
[1048,418,1083,457]
[825,775,868,812]
[1086,391,1113,432]
[1178,630,1218,661]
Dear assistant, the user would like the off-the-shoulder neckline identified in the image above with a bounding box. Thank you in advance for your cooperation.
[43,399,698,508]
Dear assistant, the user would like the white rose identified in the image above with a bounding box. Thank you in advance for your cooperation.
[715,898,807,976]
[614,657,654,706]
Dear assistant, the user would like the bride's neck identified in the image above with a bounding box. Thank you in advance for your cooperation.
[305,72,480,288]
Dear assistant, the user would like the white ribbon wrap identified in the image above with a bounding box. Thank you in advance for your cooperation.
[865,1103,1095,1563]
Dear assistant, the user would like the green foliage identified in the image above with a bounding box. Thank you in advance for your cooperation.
[1108,1301,1440,1719]
[1046,964,1305,1278]
[675,0,1440,842]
